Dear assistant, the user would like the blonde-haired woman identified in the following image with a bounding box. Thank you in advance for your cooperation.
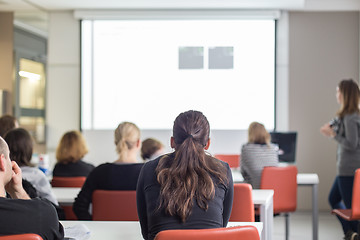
[53,130,94,177]
[73,122,143,220]
[240,122,279,189]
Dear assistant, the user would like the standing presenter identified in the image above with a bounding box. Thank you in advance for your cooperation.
[320,79,360,240]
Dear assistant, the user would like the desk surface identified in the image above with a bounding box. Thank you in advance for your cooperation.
[252,189,274,205]
[53,187,274,206]
[232,170,319,185]
[61,221,263,240]
[54,187,80,204]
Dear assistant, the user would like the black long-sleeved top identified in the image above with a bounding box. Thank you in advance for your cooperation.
[136,155,234,240]
[53,160,95,177]
[73,162,144,220]
[0,197,64,239]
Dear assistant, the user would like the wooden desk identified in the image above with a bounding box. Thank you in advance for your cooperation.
[61,221,263,240]
[232,171,319,240]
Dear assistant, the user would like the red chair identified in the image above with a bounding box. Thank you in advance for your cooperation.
[214,154,240,169]
[92,190,138,221]
[154,225,259,240]
[229,183,254,222]
[0,234,43,240]
[51,176,86,220]
[51,177,86,188]
[260,166,298,240]
[332,168,360,221]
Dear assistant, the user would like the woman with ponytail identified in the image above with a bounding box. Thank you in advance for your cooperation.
[136,110,233,240]
[73,122,143,220]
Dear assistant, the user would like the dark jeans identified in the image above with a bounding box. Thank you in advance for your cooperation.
[328,176,358,234]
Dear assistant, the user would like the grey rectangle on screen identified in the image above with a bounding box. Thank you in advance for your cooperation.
[208,47,234,69]
[178,47,204,69]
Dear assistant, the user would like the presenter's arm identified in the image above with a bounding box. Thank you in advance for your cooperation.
[137,165,149,240]
[223,164,234,227]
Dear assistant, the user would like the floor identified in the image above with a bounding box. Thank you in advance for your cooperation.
[273,211,344,240]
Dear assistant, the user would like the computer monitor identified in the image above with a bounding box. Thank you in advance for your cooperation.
[270,132,297,163]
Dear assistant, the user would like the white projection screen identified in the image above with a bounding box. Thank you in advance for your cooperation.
[81,19,275,130]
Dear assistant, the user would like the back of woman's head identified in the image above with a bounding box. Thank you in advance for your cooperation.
[156,110,228,222]
[248,122,271,145]
[56,130,89,164]
[114,122,140,161]
[4,128,33,167]
[172,110,210,147]
[337,79,360,118]
[141,138,163,160]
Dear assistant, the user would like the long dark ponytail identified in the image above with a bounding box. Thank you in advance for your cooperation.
[156,110,228,222]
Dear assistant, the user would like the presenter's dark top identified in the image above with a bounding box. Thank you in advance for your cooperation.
[0,197,64,240]
[53,160,95,177]
[136,154,234,240]
[73,162,144,220]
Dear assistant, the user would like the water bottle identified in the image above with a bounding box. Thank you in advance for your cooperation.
[38,154,49,175]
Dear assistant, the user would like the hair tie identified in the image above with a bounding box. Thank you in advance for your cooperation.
[186,133,194,139]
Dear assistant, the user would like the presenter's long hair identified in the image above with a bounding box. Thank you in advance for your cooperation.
[156,110,228,222]
[114,122,140,162]
[337,79,360,118]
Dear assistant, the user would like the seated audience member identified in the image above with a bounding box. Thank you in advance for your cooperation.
[0,137,64,239]
[73,122,143,220]
[141,138,165,162]
[53,130,94,177]
[4,128,58,206]
[0,114,18,137]
[137,110,234,240]
[241,121,279,189]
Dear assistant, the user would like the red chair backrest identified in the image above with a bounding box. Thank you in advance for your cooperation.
[215,154,240,168]
[92,190,138,221]
[351,169,360,219]
[260,166,298,213]
[154,225,259,240]
[51,176,86,188]
[229,183,255,222]
[0,234,43,240]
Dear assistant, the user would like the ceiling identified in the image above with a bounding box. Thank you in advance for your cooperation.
[1,0,359,36]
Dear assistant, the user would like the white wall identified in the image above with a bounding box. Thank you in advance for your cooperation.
[47,11,80,152]
[288,12,359,210]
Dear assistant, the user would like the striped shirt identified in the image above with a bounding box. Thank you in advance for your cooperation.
[240,143,279,189]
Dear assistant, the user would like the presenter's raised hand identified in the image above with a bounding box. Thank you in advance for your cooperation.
[320,123,336,138]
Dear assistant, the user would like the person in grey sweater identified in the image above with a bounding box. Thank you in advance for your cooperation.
[320,79,360,240]
[241,122,279,189]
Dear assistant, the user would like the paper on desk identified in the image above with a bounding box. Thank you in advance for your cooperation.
[64,224,91,240]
